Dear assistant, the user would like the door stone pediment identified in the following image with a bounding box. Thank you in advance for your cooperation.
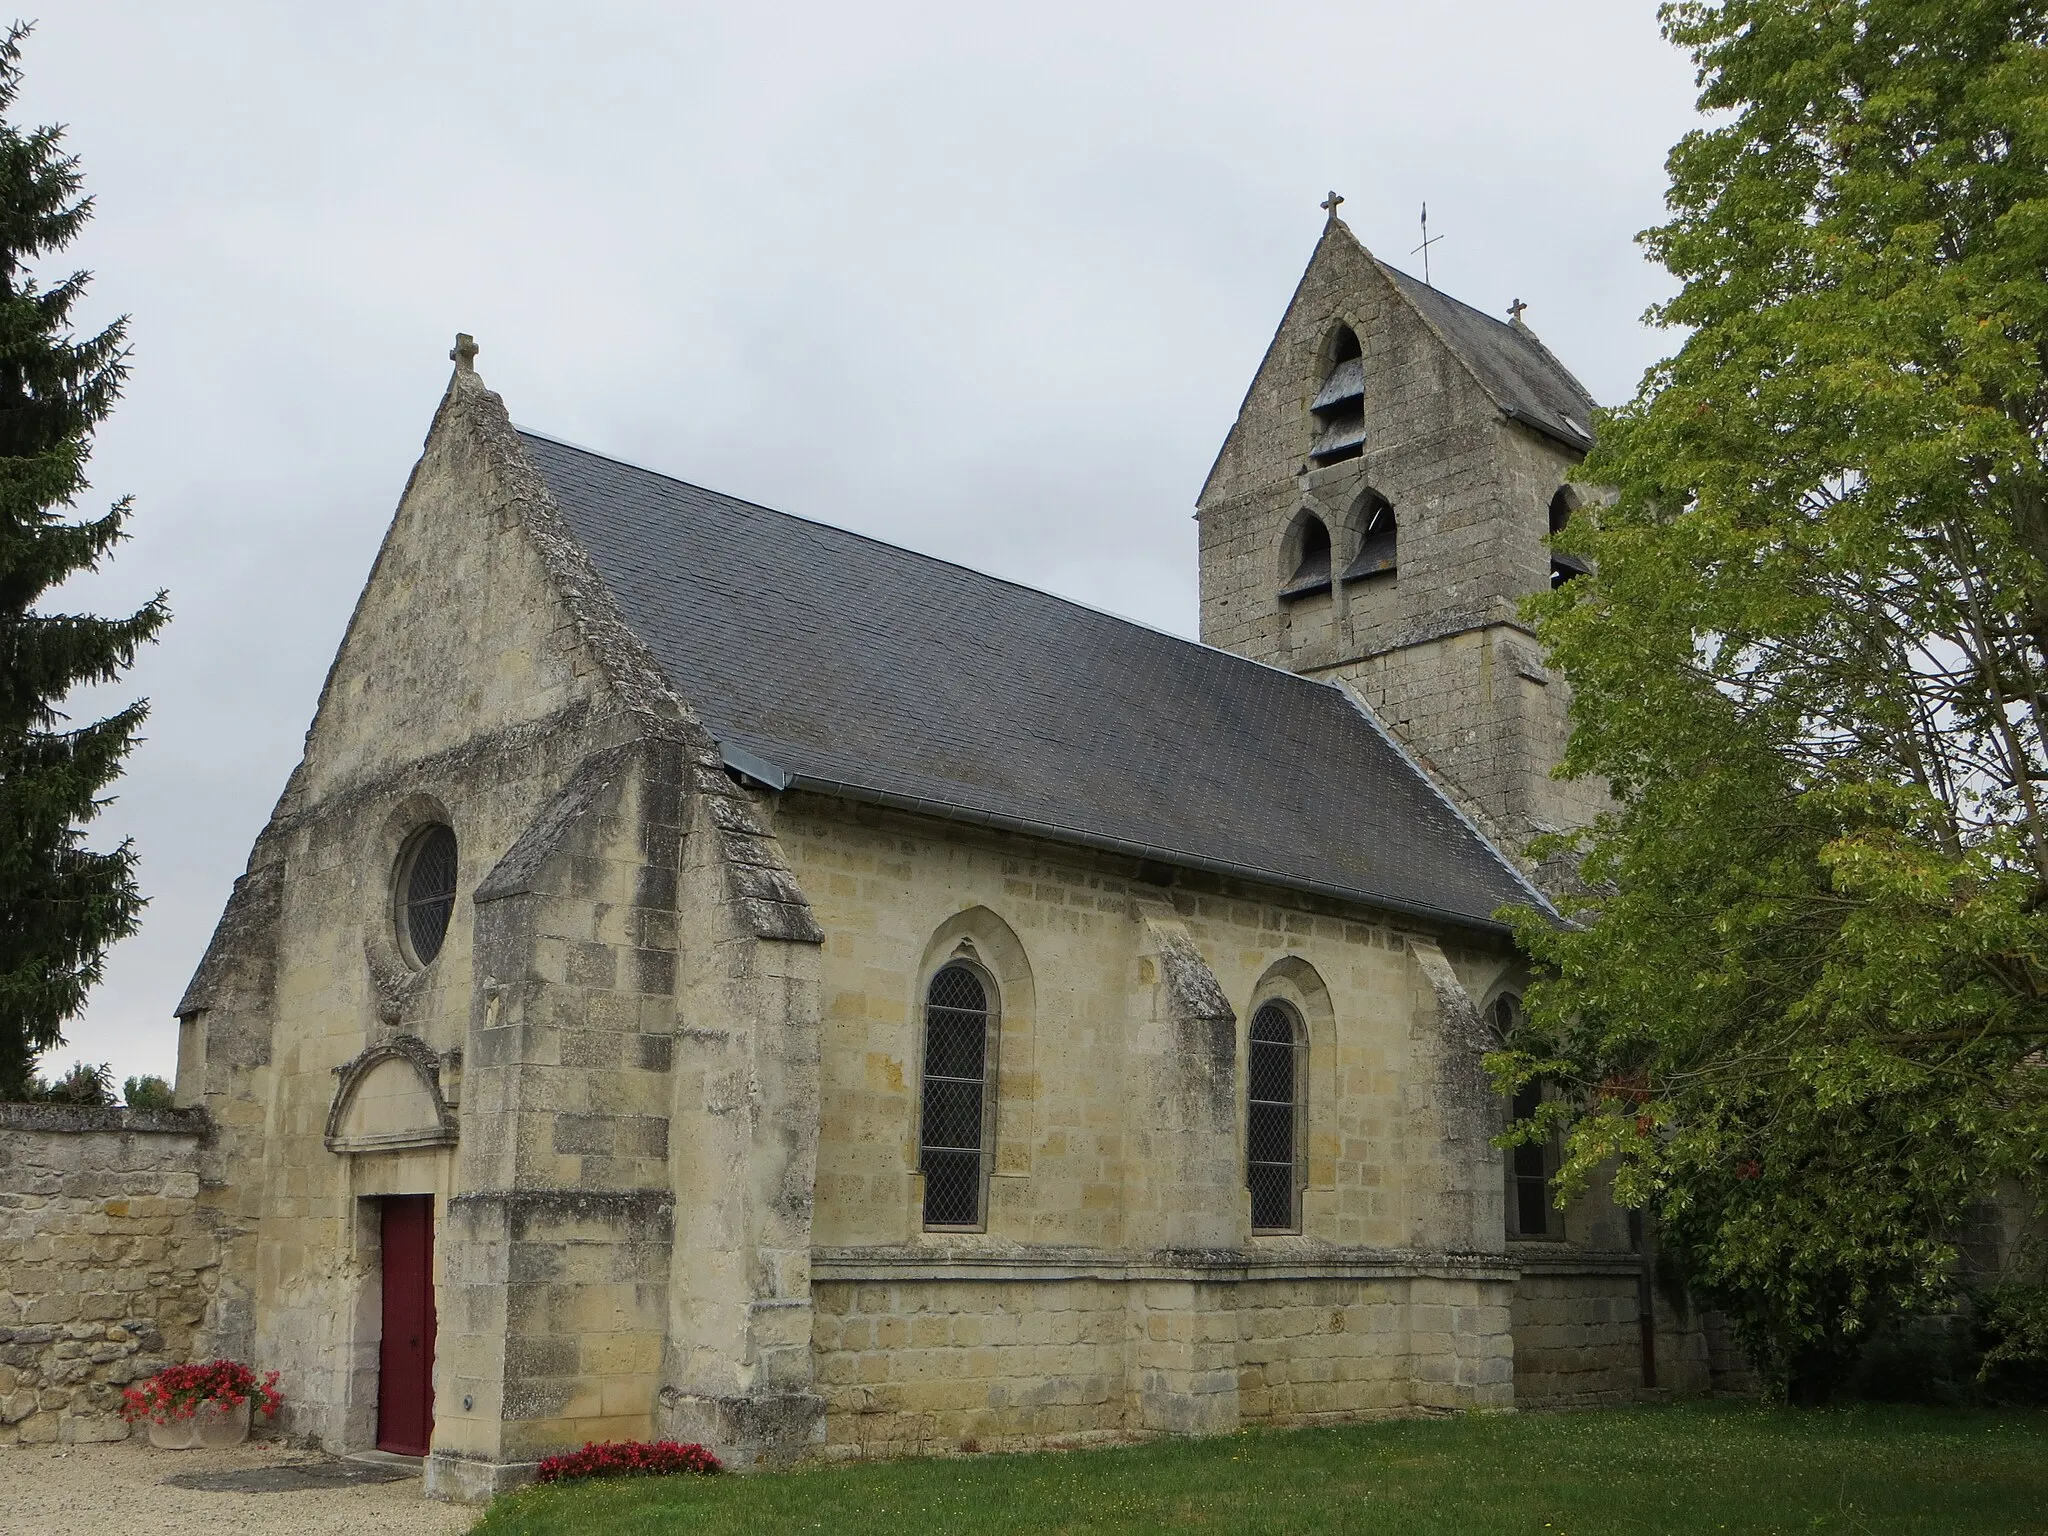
[326,1034,458,1154]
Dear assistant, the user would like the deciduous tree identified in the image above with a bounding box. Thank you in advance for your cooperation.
[1499,0,2048,1398]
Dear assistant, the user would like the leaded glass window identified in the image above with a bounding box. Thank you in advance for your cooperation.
[1498,994,1559,1239]
[921,963,993,1229]
[397,824,458,967]
[1247,1002,1302,1232]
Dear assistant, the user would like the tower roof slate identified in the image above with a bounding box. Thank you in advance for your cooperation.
[1374,258,1598,451]
[520,430,1546,933]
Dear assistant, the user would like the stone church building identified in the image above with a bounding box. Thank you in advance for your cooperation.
[172,214,1731,1501]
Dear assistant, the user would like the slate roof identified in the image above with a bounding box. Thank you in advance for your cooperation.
[523,431,1545,933]
[1376,261,1598,452]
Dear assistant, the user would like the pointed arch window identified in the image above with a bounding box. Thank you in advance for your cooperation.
[1496,995,1560,1239]
[1309,325,1365,466]
[1247,1001,1304,1232]
[1341,490,1397,581]
[1549,487,1590,588]
[921,962,998,1229]
[1280,512,1332,600]
[1508,1080,1556,1236]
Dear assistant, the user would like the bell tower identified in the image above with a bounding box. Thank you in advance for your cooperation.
[1196,210,1608,866]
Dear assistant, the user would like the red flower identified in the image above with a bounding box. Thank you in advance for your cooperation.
[534,1440,722,1484]
[119,1360,282,1425]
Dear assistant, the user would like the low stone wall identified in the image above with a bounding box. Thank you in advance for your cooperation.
[1236,1275,1486,1423]
[0,1103,216,1445]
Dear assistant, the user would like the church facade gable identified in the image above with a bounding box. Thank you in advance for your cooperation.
[170,347,764,1467]
[284,377,624,810]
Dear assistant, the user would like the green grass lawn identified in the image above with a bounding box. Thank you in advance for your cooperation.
[467,1401,2048,1535]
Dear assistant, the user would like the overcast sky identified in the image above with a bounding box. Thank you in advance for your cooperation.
[33,1,1701,1088]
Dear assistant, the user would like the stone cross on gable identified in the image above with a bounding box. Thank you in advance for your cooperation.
[1320,190,1344,219]
[450,332,479,372]
[1507,298,1528,323]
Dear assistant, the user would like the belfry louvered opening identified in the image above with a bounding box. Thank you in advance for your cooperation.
[1341,490,1397,581]
[1247,1001,1304,1232]
[1309,325,1365,466]
[921,962,996,1229]
[1549,487,1590,588]
[1280,512,1333,600]
[396,824,458,968]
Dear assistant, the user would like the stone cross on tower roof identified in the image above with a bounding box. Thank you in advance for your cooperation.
[1320,190,1344,220]
[450,332,479,372]
[1507,298,1528,323]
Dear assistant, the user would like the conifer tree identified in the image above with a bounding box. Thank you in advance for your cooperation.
[0,23,165,1099]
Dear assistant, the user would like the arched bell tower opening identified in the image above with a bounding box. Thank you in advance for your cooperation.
[1548,486,1590,588]
[1277,508,1338,665]
[1308,325,1365,467]
[1349,490,1395,578]
[1280,510,1332,598]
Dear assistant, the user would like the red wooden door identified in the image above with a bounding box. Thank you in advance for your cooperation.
[377,1195,436,1456]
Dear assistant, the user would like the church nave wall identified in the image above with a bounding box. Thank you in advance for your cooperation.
[781,795,1512,1257]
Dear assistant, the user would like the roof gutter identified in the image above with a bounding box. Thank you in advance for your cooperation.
[716,742,1520,941]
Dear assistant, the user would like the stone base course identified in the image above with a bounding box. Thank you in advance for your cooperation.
[809,1260,1522,1457]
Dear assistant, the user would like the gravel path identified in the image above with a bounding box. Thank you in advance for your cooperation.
[0,1437,477,1536]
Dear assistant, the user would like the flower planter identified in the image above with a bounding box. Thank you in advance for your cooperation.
[123,1360,281,1444]
[146,1398,250,1450]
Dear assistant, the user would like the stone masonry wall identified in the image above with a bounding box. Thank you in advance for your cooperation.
[811,1277,1130,1455]
[784,793,1521,1257]
[1511,1265,1723,1406]
[808,1269,1516,1456]
[1510,1271,1650,1405]
[786,791,1525,1450]
[0,1104,215,1445]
